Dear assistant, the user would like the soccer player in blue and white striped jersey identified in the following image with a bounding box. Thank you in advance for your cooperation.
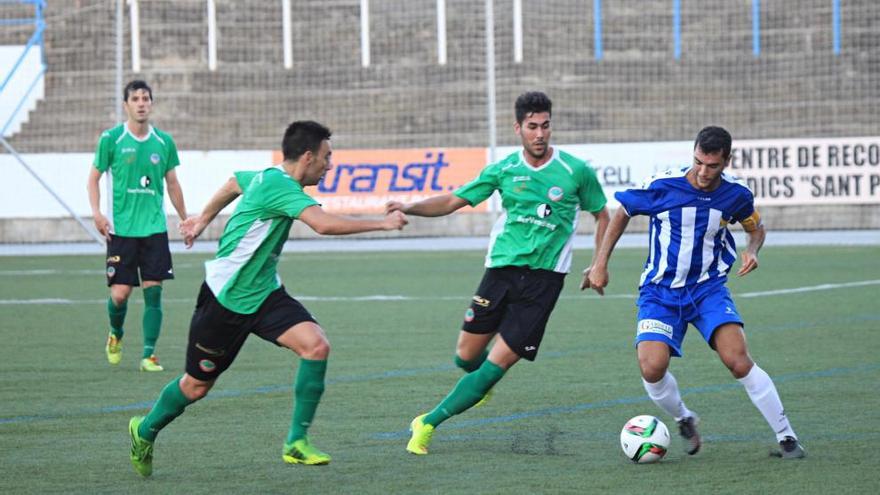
[587,126,805,459]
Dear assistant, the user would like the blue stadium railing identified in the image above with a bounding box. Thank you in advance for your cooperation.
[0,0,46,137]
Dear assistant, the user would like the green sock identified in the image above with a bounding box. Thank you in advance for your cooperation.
[142,285,163,358]
[139,376,194,442]
[107,298,127,339]
[286,359,327,444]
[425,360,506,427]
[454,349,488,373]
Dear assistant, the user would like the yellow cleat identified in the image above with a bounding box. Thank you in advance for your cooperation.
[129,416,154,477]
[106,334,122,365]
[139,355,164,372]
[474,388,494,408]
[282,437,331,465]
[406,414,434,455]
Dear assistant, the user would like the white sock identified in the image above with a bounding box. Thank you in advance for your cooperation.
[642,372,693,422]
[738,364,796,441]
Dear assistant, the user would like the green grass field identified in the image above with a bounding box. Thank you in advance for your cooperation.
[1,245,878,494]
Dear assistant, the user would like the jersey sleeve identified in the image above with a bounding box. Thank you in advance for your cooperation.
[453,163,498,206]
[266,175,320,218]
[730,187,759,228]
[614,182,661,217]
[578,165,608,213]
[93,131,113,173]
[165,135,181,173]
[234,170,259,191]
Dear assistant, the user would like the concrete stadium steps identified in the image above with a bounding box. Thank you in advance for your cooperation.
[2,0,877,153]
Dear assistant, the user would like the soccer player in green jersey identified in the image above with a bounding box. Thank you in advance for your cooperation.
[127,120,407,477]
[386,91,611,455]
[87,80,188,372]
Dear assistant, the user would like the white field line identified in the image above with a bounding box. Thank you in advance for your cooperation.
[1,280,878,305]
[737,279,880,298]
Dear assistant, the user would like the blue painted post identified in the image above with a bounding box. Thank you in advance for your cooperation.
[832,0,841,55]
[752,0,760,57]
[594,0,603,60]
[673,0,681,59]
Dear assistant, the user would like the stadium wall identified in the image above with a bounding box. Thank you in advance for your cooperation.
[1,136,878,243]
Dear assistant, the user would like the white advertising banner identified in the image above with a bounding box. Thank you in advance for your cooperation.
[2,136,878,218]
[0,150,273,218]
[499,136,880,207]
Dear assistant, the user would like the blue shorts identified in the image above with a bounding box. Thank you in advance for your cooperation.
[634,279,744,357]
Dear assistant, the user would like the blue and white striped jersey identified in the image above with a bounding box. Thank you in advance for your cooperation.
[615,167,756,289]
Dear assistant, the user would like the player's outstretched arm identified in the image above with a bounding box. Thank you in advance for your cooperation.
[386,194,469,218]
[737,223,765,277]
[586,208,631,295]
[580,206,611,293]
[86,167,111,239]
[180,177,242,248]
[299,206,407,235]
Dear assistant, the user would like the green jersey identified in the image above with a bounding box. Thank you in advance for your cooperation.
[455,148,607,273]
[205,167,320,314]
[93,123,180,237]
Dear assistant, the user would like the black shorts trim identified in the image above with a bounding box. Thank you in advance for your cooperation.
[185,282,317,381]
[461,266,565,361]
[105,232,173,286]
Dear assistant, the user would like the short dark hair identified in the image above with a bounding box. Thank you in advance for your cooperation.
[694,126,732,159]
[515,91,552,124]
[123,80,152,101]
[282,121,332,161]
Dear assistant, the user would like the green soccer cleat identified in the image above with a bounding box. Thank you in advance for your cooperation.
[139,355,164,372]
[282,437,331,465]
[106,334,122,365]
[406,414,435,455]
[129,416,154,477]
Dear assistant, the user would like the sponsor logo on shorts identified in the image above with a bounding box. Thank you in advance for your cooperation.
[637,319,673,339]
[195,343,226,357]
[106,266,116,278]
[547,186,563,201]
[464,308,475,322]
[150,153,161,164]
[725,306,735,314]
[471,295,490,307]
[107,255,121,263]
[524,345,536,352]
[199,359,217,373]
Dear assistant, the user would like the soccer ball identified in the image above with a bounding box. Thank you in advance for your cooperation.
[620,415,670,463]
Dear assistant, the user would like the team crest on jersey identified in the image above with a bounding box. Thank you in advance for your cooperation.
[547,186,563,201]
[536,203,553,218]
[464,308,475,322]
[150,153,161,164]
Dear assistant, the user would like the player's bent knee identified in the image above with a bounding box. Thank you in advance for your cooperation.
[638,356,668,383]
[110,285,132,306]
[179,375,214,401]
[299,337,330,360]
[723,356,753,379]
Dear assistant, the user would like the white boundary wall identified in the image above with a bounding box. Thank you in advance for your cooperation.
[2,137,878,242]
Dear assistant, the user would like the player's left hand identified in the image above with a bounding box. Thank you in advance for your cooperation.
[180,216,206,249]
[737,251,759,276]
[581,266,605,295]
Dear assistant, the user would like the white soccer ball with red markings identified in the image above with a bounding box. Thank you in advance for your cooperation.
[620,415,670,463]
